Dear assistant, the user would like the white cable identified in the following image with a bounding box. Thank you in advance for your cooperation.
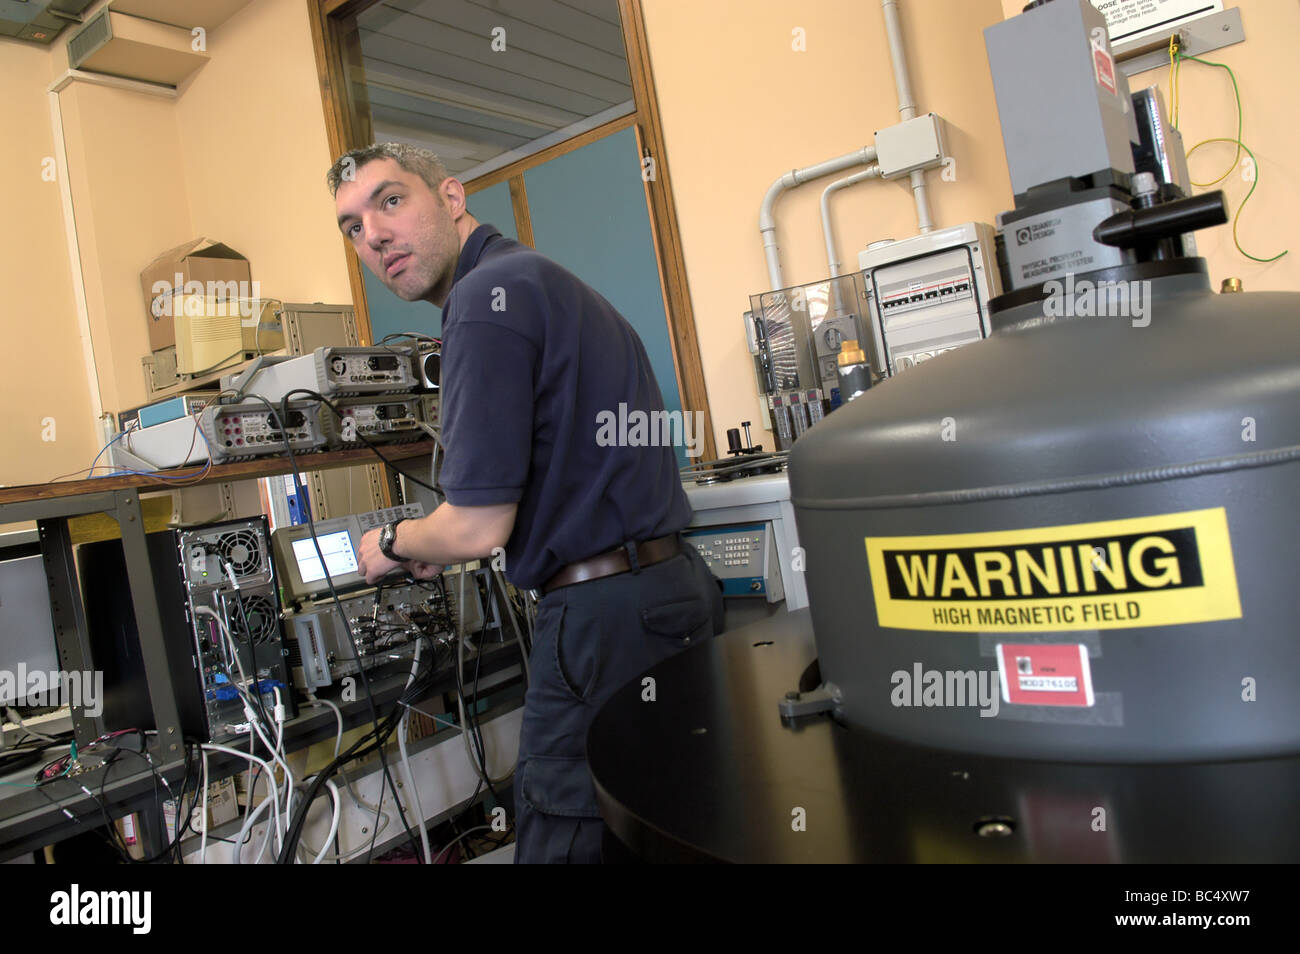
[309,781,342,865]
[194,605,246,682]
[398,637,432,864]
[197,604,291,844]
[191,612,291,861]
[298,699,393,863]
[250,792,280,865]
[232,790,276,864]
[457,570,485,780]
[241,724,256,830]
[199,749,209,864]
[309,697,367,810]
[308,697,344,760]
[201,743,281,855]
[4,707,59,744]
[202,599,294,837]
[245,703,294,839]
[197,599,268,766]
[297,764,393,863]
[397,712,427,858]
[296,804,391,864]
[269,687,293,836]
[273,687,286,754]
[432,824,494,864]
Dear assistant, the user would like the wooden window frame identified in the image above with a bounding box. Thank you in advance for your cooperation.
[306,0,716,461]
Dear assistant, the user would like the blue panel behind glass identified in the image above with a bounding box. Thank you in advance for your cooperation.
[522,128,689,468]
[362,181,518,343]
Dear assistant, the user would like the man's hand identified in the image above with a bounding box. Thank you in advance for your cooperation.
[356,503,512,583]
[357,527,402,583]
[404,560,443,580]
[358,528,443,584]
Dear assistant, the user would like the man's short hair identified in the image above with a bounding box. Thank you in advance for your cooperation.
[326,143,450,197]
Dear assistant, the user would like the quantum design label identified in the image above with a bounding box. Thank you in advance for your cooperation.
[864,508,1241,632]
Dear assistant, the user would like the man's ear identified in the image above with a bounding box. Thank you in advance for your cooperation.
[440,177,468,220]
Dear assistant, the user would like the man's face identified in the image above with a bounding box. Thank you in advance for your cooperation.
[335,158,461,306]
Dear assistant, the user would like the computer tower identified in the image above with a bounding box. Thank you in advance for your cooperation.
[79,516,295,743]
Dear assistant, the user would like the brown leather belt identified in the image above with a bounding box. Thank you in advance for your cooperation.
[543,534,681,594]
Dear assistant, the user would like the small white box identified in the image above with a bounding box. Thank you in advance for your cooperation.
[873,112,947,179]
[115,414,211,470]
[175,296,243,374]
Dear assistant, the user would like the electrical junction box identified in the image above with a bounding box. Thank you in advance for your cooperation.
[873,112,947,179]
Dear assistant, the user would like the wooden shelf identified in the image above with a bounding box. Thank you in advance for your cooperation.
[0,440,434,506]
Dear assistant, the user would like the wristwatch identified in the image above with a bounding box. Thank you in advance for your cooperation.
[378,520,405,562]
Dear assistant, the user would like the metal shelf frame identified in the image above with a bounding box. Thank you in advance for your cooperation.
[0,441,436,860]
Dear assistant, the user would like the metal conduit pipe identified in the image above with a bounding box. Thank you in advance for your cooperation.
[881,0,934,232]
[821,166,882,278]
[759,146,877,291]
[821,166,882,315]
[881,0,916,121]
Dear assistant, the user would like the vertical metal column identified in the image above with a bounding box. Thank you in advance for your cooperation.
[38,517,102,747]
[113,489,185,764]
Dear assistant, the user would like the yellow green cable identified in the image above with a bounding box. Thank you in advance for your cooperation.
[1186,138,1287,263]
[1172,49,1287,263]
[1176,50,1242,184]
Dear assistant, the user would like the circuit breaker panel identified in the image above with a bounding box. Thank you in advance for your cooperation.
[858,222,1001,376]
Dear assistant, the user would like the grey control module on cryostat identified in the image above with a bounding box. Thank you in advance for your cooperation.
[786,0,1300,762]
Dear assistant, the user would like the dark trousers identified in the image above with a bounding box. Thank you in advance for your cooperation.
[513,541,724,863]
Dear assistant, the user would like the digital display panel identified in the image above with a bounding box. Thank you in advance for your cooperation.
[292,530,358,583]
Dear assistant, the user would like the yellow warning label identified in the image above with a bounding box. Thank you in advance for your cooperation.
[865,508,1241,632]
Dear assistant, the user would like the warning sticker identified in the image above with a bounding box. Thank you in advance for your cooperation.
[996,643,1094,707]
[1093,45,1118,96]
[864,507,1241,632]
[1095,0,1224,47]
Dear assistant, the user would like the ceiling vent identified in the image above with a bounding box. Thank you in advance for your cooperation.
[0,0,96,45]
[106,0,253,33]
[67,8,208,87]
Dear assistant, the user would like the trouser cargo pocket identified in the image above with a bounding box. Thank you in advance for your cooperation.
[516,754,603,863]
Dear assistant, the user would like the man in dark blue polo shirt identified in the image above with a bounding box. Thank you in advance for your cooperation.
[329,143,723,863]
